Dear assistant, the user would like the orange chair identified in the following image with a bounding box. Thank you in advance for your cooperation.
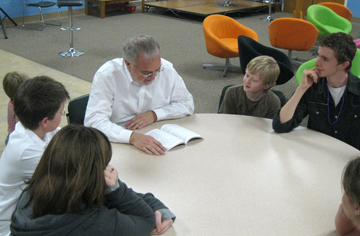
[203,14,258,77]
[318,2,352,21]
[268,17,319,65]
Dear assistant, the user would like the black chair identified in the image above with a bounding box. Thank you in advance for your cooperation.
[218,85,287,112]
[238,35,294,85]
[22,0,61,31]
[66,94,89,125]
[57,0,84,57]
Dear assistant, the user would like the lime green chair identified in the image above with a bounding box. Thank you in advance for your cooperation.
[307,4,352,39]
[296,49,360,85]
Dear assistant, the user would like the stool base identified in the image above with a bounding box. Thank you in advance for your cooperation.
[59,48,84,57]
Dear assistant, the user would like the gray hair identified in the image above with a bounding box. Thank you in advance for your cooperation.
[123,35,160,65]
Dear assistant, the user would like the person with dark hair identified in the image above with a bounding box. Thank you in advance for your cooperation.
[273,32,360,150]
[335,157,360,235]
[0,76,70,236]
[2,71,30,145]
[10,125,175,236]
[85,35,194,156]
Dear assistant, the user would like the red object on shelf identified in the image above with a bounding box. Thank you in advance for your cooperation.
[124,5,136,12]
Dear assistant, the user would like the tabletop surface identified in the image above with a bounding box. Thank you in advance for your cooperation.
[110,113,360,236]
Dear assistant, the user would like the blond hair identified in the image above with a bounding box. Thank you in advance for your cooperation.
[3,71,30,99]
[246,56,280,88]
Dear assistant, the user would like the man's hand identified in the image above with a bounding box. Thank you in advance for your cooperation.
[300,68,319,91]
[129,132,166,155]
[150,210,173,235]
[125,111,157,130]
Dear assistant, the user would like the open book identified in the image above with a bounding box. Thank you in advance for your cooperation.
[145,124,203,151]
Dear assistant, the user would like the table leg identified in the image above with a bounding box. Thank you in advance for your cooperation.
[85,0,89,15]
[100,1,105,18]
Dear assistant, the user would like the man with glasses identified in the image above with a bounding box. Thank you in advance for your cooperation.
[85,35,194,156]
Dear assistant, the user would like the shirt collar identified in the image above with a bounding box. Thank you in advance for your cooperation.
[316,73,360,96]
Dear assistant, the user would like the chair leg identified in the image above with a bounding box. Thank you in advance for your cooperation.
[59,6,84,57]
[288,50,302,66]
[203,58,241,77]
[43,6,61,27]
[23,2,61,31]
[223,58,231,77]
[0,13,7,39]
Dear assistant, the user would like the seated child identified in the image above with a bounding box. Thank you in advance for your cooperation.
[0,76,70,236]
[11,125,175,235]
[219,55,281,119]
[335,157,360,236]
[2,71,30,144]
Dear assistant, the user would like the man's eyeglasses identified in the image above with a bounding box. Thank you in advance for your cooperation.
[139,65,164,78]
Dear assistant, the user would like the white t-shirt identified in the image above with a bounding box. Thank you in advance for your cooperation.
[84,58,194,143]
[328,85,346,107]
[0,122,59,236]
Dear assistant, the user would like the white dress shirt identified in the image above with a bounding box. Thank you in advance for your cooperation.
[84,58,194,143]
[0,122,59,236]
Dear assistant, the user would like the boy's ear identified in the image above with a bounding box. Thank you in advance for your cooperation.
[264,84,271,90]
[39,117,49,129]
[340,61,350,70]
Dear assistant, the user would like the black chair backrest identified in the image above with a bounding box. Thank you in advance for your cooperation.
[238,35,294,85]
[57,0,83,7]
[218,84,234,112]
[66,94,89,125]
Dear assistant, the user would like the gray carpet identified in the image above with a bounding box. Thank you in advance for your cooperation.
[1,9,360,113]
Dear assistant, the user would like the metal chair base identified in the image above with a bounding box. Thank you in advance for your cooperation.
[59,6,84,57]
[203,58,241,77]
[59,48,84,57]
[288,50,303,66]
[260,0,273,22]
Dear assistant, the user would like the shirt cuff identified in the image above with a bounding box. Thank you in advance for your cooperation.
[153,109,166,121]
[119,129,134,143]
[106,179,120,194]
[158,208,176,222]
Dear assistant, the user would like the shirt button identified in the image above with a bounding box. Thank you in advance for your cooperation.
[335,131,338,134]
[335,116,338,119]
[355,115,358,118]
[316,111,319,114]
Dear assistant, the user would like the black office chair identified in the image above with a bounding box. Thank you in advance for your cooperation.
[66,94,89,125]
[238,35,294,85]
[218,85,287,112]
[22,0,61,31]
[58,0,84,57]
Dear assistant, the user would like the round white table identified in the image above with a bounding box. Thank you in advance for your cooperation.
[110,114,360,236]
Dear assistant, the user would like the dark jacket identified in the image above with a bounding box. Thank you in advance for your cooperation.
[273,73,360,150]
[10,179,168,236]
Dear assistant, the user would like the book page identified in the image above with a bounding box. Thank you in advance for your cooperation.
[161,124,203,144]
[146,129,185,151]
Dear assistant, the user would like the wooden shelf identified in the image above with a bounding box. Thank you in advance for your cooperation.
[85,0,144,18]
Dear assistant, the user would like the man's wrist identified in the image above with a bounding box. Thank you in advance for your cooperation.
[152,111,157,122]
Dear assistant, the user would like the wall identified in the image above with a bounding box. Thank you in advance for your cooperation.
[0,0,83,18]
[347,0,360,18]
